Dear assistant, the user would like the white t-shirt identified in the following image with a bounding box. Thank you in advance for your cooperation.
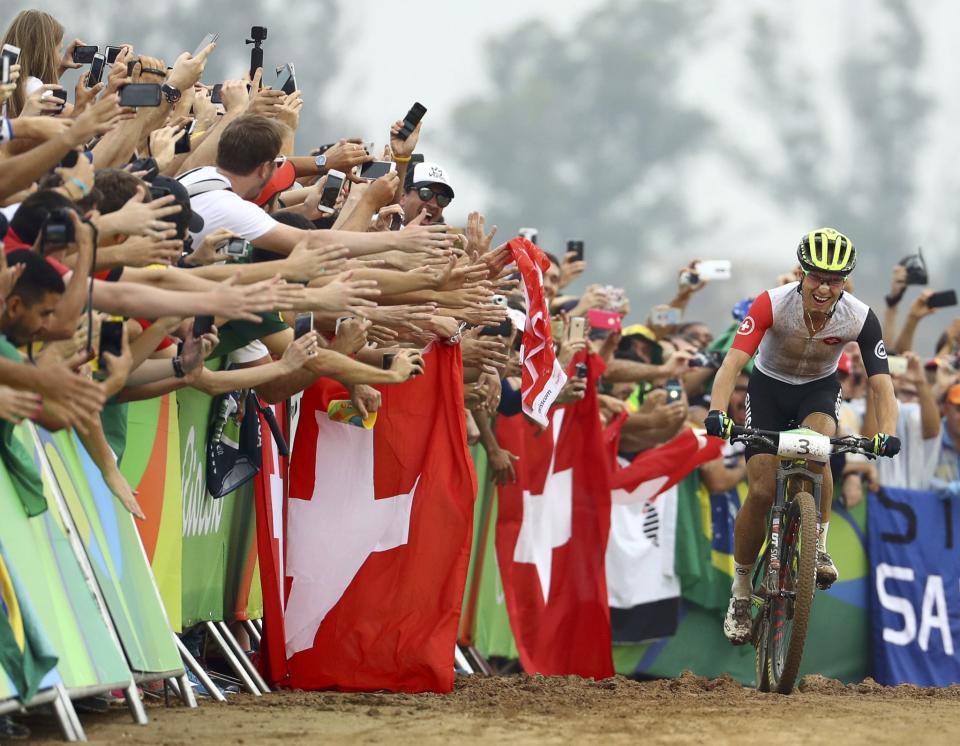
[178,167,277,248]
[228,340,270,366]
[876,401,942,490]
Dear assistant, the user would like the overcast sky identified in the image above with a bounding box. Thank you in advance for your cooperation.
[327,0,592,220]
[5,0,960,340]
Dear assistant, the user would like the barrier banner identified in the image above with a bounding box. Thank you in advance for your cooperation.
[0,547,58,702]
[471,486,519,659]
[0,426,131,693]
[869,488,960,686]
[177,385,262,627]
[33,426,182,675]
[122,395,183,628]
[614,474,870,684]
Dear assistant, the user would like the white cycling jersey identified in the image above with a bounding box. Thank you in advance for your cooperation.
[732,283,888,384]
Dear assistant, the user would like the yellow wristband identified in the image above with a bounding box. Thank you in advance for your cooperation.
[393,155,411,163]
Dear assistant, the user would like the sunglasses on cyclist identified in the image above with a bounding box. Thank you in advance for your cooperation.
[415,186,452,208]
[804,271,845,288]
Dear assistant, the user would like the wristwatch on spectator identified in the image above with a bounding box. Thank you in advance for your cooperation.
[172,356,186,378]
[160,83,182,105]
[314,154,327,173]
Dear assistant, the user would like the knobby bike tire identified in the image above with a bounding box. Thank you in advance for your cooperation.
[752,547,772,693]
[767,491,817,694]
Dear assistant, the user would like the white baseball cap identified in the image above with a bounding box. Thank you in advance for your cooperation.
[409,162,454,198]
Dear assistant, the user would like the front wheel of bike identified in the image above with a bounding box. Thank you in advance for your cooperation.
[767,491,817,694]
[752,547,772,693]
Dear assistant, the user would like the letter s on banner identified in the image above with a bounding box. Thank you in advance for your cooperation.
[876,563,916,646]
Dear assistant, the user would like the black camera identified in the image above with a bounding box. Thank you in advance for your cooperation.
[40,208,75,249]
[246,26,268,80]
[899,248,928,286]
[575,362,588,379]
[687,350,724,369]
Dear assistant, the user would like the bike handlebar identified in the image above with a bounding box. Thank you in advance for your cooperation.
[729,425,876,459]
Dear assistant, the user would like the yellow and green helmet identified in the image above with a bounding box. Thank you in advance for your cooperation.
[796,228,856,276]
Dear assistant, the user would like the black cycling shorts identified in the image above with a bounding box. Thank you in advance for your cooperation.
[743,369,841,461]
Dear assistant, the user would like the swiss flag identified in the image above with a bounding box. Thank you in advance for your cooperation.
[605,417,724,502]
[507,237,567,425]
[261,343,477,693]
[494,354,614,678]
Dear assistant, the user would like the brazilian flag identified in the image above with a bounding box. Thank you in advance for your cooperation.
[673,473,746,611]
[0,549,58,702]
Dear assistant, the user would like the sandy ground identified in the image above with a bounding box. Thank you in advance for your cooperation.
[25,672,960,746]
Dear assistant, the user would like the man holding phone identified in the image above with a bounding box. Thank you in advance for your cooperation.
[178,115,454,258]
[400,162,454,226]
[705,228,902,645]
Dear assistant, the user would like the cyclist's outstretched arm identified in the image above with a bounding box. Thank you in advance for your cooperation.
[710,348,751,416]
[857,308,897,437]
[867,372,898,436]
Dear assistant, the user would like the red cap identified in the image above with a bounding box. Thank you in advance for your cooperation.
[254,160,296,207]
[837,352,851,375]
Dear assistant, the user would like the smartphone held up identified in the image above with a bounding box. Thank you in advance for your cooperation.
[397,102,427,140]
[98,319,124,371]
[317,170,346,215]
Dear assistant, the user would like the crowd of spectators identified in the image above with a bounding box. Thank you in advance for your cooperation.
[1,7,959,728]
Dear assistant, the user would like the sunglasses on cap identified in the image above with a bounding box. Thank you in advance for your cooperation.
[273,155,287,167]
[416,186,451,208]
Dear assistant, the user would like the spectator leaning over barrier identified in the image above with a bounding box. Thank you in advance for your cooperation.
[869,352,940,490]
[180,115,454,258]
[931,384,960,498]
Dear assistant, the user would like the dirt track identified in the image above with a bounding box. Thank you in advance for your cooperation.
[28,672,960,745]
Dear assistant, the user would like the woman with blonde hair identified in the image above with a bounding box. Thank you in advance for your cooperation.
[1,9,84,117]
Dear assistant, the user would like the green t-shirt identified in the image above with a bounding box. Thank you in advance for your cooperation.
[101,400,129,464]
[0,337,46,517]
[210,312,288,358]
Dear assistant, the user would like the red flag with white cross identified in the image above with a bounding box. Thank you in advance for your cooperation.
[263,343,476,693]
[494,354,614,678]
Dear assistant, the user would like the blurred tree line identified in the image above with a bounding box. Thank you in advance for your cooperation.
[453,0,958,353]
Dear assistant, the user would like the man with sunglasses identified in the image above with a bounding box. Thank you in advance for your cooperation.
[703,228,901,645]
[400,161,454,226]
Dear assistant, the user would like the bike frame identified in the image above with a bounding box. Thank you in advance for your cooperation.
[759,460,823,592]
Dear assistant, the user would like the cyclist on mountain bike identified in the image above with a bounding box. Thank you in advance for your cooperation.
[704,228,901,644]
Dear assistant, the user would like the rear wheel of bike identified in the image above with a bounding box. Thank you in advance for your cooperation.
[752,547,771,693]
[767,491,817,694]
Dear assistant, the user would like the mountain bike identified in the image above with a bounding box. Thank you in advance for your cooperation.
[728,425,875,694]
